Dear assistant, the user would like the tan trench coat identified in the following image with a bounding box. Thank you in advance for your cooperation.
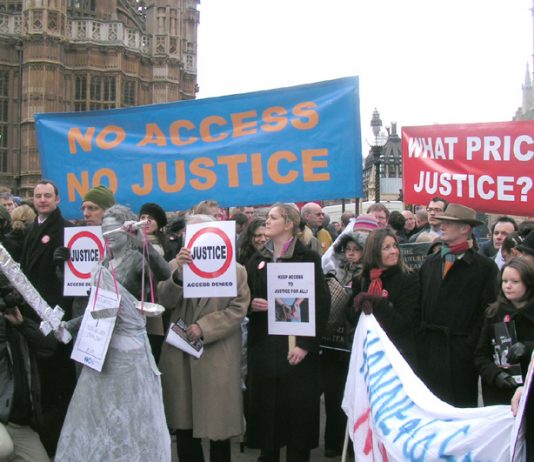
[157,260,250,440]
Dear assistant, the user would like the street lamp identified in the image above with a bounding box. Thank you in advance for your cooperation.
[370,108,387,203]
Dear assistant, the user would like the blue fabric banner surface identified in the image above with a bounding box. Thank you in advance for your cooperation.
[35,77,362,219]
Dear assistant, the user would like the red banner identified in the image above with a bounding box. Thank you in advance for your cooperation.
[402,121,534,216]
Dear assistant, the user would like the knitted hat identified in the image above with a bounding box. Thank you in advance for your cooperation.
[353,214,378,232]
[139,202,167,229]
[0,205,10,224]
[83,186,115,210]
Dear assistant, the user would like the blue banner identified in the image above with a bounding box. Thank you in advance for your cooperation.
[35,77,362,219]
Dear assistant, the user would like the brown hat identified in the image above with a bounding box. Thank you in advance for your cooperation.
[434,204,483,226]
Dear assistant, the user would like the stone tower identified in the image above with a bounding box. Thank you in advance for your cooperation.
[0,0,200,195]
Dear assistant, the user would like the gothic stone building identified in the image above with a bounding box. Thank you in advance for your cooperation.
[0,0,199,196]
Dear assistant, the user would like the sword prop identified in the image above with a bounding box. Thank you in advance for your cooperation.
[0,244,71,343]
[102,219,148,237]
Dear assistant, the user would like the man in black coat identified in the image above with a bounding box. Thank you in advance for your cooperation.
[416,203,498,408]
[19,180,75,456]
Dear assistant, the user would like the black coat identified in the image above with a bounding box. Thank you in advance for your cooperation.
[416,248,498,407]
[350,266,419,368]
[19,207,75,454]
[474,300,534,405]
[20,208,72,309]
[0,316,56,427]
[245,238,330,451]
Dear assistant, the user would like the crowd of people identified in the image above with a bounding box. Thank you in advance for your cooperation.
[0,182,533,462]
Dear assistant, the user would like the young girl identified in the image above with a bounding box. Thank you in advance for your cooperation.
[475,257,534,405]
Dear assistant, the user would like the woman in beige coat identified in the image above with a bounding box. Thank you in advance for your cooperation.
[158,215,250,462]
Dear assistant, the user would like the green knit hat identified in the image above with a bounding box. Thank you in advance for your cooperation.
[83,186,115,210]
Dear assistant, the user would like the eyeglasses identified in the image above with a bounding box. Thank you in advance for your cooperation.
[426,208,443,213]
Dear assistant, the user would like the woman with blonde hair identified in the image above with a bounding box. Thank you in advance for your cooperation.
[245,203,330,462]
[3,204,36,261]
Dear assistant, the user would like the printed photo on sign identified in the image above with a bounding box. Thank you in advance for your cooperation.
[267,262,315,337]
[64,226,105,296]
[275,297,309,323]
[183,220,237,298]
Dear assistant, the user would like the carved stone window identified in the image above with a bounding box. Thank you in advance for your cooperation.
[92,21,100,40]
[48,11,58,32]
[122,79,135,107]
[0,15,7,34]
[127,28,136,47]
[77,20,86,39]
[108,23,118,41]
[156,35,165,54]
[74,74,87,111]
[32,10,43,30]
[169,37,176,54]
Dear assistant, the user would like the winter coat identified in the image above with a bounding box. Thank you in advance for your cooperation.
[350,266,419,368]
[416,248,498,407]
[474,300,534,405]
[20,208,72,309]
[0,315,56,427]
[157,261,250,440]
[245,238,330,451]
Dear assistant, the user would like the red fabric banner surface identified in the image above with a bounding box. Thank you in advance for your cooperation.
[402,121,534,215]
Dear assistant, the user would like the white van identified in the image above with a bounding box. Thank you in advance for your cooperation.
[322,201,404,223]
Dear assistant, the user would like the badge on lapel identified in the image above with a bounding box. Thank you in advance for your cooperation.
[41,235,50,244]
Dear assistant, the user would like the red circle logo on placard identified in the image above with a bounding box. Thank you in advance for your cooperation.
[186,227,233,278]
[67,231,105,279]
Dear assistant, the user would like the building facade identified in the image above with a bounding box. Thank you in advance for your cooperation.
[0,0,199,196]
[363,121,403,202]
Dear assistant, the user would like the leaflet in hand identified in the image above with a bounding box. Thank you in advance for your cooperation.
[165,318,204,358]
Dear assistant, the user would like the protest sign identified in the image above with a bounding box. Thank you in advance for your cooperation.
[183,220,236,298]
[399,242,431,271]
[402,121,534,215]
[35,77,362,219]
[342,313,523,461]
[64,226,105,296]
[71,287,119,372]
[267,262,315,336]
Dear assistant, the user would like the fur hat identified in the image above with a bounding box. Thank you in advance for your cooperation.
[83,185,115,210]
[139,202,167,229]
[334,232,367,254]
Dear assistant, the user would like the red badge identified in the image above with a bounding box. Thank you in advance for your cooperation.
[503,314,511,323]
[382,289,389,298]
[258,261,265,270]
[41,235,50,244]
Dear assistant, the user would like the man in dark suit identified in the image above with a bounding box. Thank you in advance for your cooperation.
[19,180,75,456]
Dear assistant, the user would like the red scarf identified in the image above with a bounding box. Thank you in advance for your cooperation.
[368,268,385,296]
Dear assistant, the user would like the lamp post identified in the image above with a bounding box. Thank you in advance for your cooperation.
[370,108,386,203]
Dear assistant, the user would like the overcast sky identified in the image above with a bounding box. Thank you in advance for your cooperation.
[196,0,532,148]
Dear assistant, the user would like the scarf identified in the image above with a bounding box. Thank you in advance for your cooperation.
[441,241,470,278]
[368,268,386,296]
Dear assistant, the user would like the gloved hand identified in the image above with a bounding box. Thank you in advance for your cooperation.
[494,371,518,389]
[353,292,384,315]
[53,246,70,264]
[508,342,526,364]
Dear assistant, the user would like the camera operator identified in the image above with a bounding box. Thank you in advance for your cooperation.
[0,285,57,462]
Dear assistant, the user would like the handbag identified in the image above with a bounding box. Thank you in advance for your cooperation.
[0,422,14,458]
[325,272,350,335]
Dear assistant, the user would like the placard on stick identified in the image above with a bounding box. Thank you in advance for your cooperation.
[267,262,315,337]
